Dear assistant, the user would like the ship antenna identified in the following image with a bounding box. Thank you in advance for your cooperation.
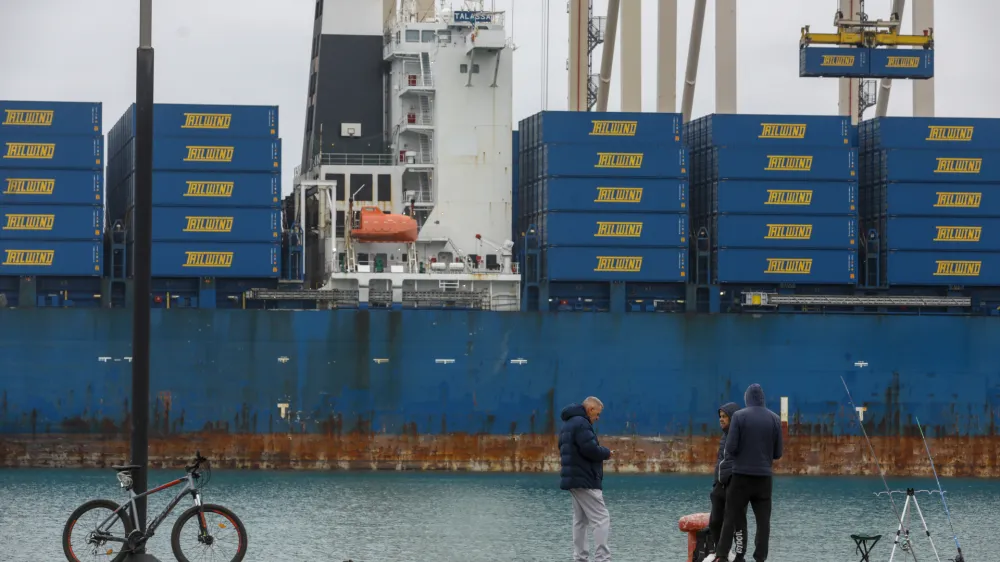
[914,416,965,562]
[840,376,919,562]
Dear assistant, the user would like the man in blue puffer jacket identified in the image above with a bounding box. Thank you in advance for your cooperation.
[559,396,613,562]
[708,402,746,562]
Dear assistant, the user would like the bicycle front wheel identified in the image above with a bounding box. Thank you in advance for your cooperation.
[62,499,134,562]
[170,503,248,562]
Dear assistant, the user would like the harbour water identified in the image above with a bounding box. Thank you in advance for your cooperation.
[1,470,996,561]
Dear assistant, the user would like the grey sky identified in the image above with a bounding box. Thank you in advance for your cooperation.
[2,0,997,196]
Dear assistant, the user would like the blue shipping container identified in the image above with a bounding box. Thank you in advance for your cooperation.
[0,169,102,206]
[540,212,686,248]
[884,217,1000,252]
[879,183,1000,217]
[886,250,1000,286]
[714,248,857,284]
[0,134,102,170]
[799,46,870,78]
[0,205,102,241]
[704,146,857,181]
[533,143,687,179]
[693,114,853,148]
[110,137,280,173]
[542,246,687,282]
[531,177,687,213]
[112,171,280,208]
[875,149,1000,183]
[108,103,279,157]
[518,111,681,149]
[0,240,102,277]
[865,117,1000,150]
[147,242,280,278]
[867,48,934,80]
[136,206,280,243]
[713,214,857,250]
[712,180,856,215]
[0,100,101,136]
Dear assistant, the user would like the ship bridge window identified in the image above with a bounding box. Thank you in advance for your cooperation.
[438,30,452,43]
[377,174,391,202]
[405,29,420,42]
[422,30,435,42]
[351,174,373,201]
[336,211,345,237]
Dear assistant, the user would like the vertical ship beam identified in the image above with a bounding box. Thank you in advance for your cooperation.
[838,0,858,124]
[568,0,589,111]
[656,0,678,113]
[680,0,707,123]
[619,0,642,111]
[596,0,620,112]
[874,0,906,117]
[715,0,737,114]
[912,0,935,116]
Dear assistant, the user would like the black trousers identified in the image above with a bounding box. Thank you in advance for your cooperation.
[709,481,747,560]
[716,474,773,562]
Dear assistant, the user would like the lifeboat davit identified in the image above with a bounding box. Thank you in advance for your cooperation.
[350,206,418,243]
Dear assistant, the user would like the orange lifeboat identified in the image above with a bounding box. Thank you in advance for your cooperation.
[350,206,418,243]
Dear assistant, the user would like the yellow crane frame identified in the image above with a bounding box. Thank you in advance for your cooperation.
[800,11,933,49]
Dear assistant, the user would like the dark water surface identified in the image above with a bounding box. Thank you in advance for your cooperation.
[1,469,995,561]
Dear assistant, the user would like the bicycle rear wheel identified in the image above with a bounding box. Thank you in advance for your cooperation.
[62,499,134,562]
[170,503,248,562]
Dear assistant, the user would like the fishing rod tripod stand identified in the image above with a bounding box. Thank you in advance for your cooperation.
[876,488,944,562]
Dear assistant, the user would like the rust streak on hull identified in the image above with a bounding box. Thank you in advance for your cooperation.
[2,433,998,477]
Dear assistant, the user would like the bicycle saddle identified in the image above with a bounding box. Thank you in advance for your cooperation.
[111,464,142,472]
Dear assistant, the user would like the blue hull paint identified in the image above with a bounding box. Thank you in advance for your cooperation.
[1,309,996,438]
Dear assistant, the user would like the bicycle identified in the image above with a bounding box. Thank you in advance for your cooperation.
[62,451,248,562]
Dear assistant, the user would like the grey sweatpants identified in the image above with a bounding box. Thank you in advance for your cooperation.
[570,488,611,562]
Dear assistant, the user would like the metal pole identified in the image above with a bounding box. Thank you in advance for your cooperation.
[680,0,707,123]
[595,0,620,112]
[130,0,154,556]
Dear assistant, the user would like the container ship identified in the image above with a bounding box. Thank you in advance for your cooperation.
[2,0,998,478]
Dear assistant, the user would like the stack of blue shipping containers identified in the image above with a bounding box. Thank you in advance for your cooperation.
[0,101,104,302]
[106,103,282,280]
[860,117,1000,287]
[684,114,859,286]
[517,111,689,284]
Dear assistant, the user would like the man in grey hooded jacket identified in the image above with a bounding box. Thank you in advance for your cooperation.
[709,402,745,562]
[706,384,783,562]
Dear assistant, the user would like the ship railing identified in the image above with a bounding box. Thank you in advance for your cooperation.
[317,153,395,167]
[400,113,433,128]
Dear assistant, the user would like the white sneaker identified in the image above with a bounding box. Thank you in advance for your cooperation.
[702,555,717,562]
[728,552,737,562]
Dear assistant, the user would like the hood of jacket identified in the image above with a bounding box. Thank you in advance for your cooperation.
[719,402,740,431]
[561,403,588,422]
[745,384,766,408]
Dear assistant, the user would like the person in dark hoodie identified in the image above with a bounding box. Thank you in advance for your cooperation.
[559,396,613,562]
[705,384,783,562]
[708,402,745,562]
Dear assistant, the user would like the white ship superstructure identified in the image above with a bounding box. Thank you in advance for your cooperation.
[293,0,519,310]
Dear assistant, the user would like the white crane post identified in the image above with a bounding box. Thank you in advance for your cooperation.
[567,0,590,111]
[875,0,906,118]
[838,0,859,124]
[715,0,737,114]
[680,0,707,123]
[656,0,678,112]
[596,0,621,112]
[912,0,935,116]
[620,0,642,111]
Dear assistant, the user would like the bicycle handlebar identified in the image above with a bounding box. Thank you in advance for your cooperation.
[185,450,208,473]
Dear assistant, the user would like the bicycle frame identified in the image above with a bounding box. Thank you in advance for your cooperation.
[95,472,204,545]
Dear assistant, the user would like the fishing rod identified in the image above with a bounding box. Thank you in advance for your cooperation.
[840,376,919,562]
[915,416,965,562]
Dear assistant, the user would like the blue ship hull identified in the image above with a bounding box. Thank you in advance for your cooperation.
[1,308,996,475]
